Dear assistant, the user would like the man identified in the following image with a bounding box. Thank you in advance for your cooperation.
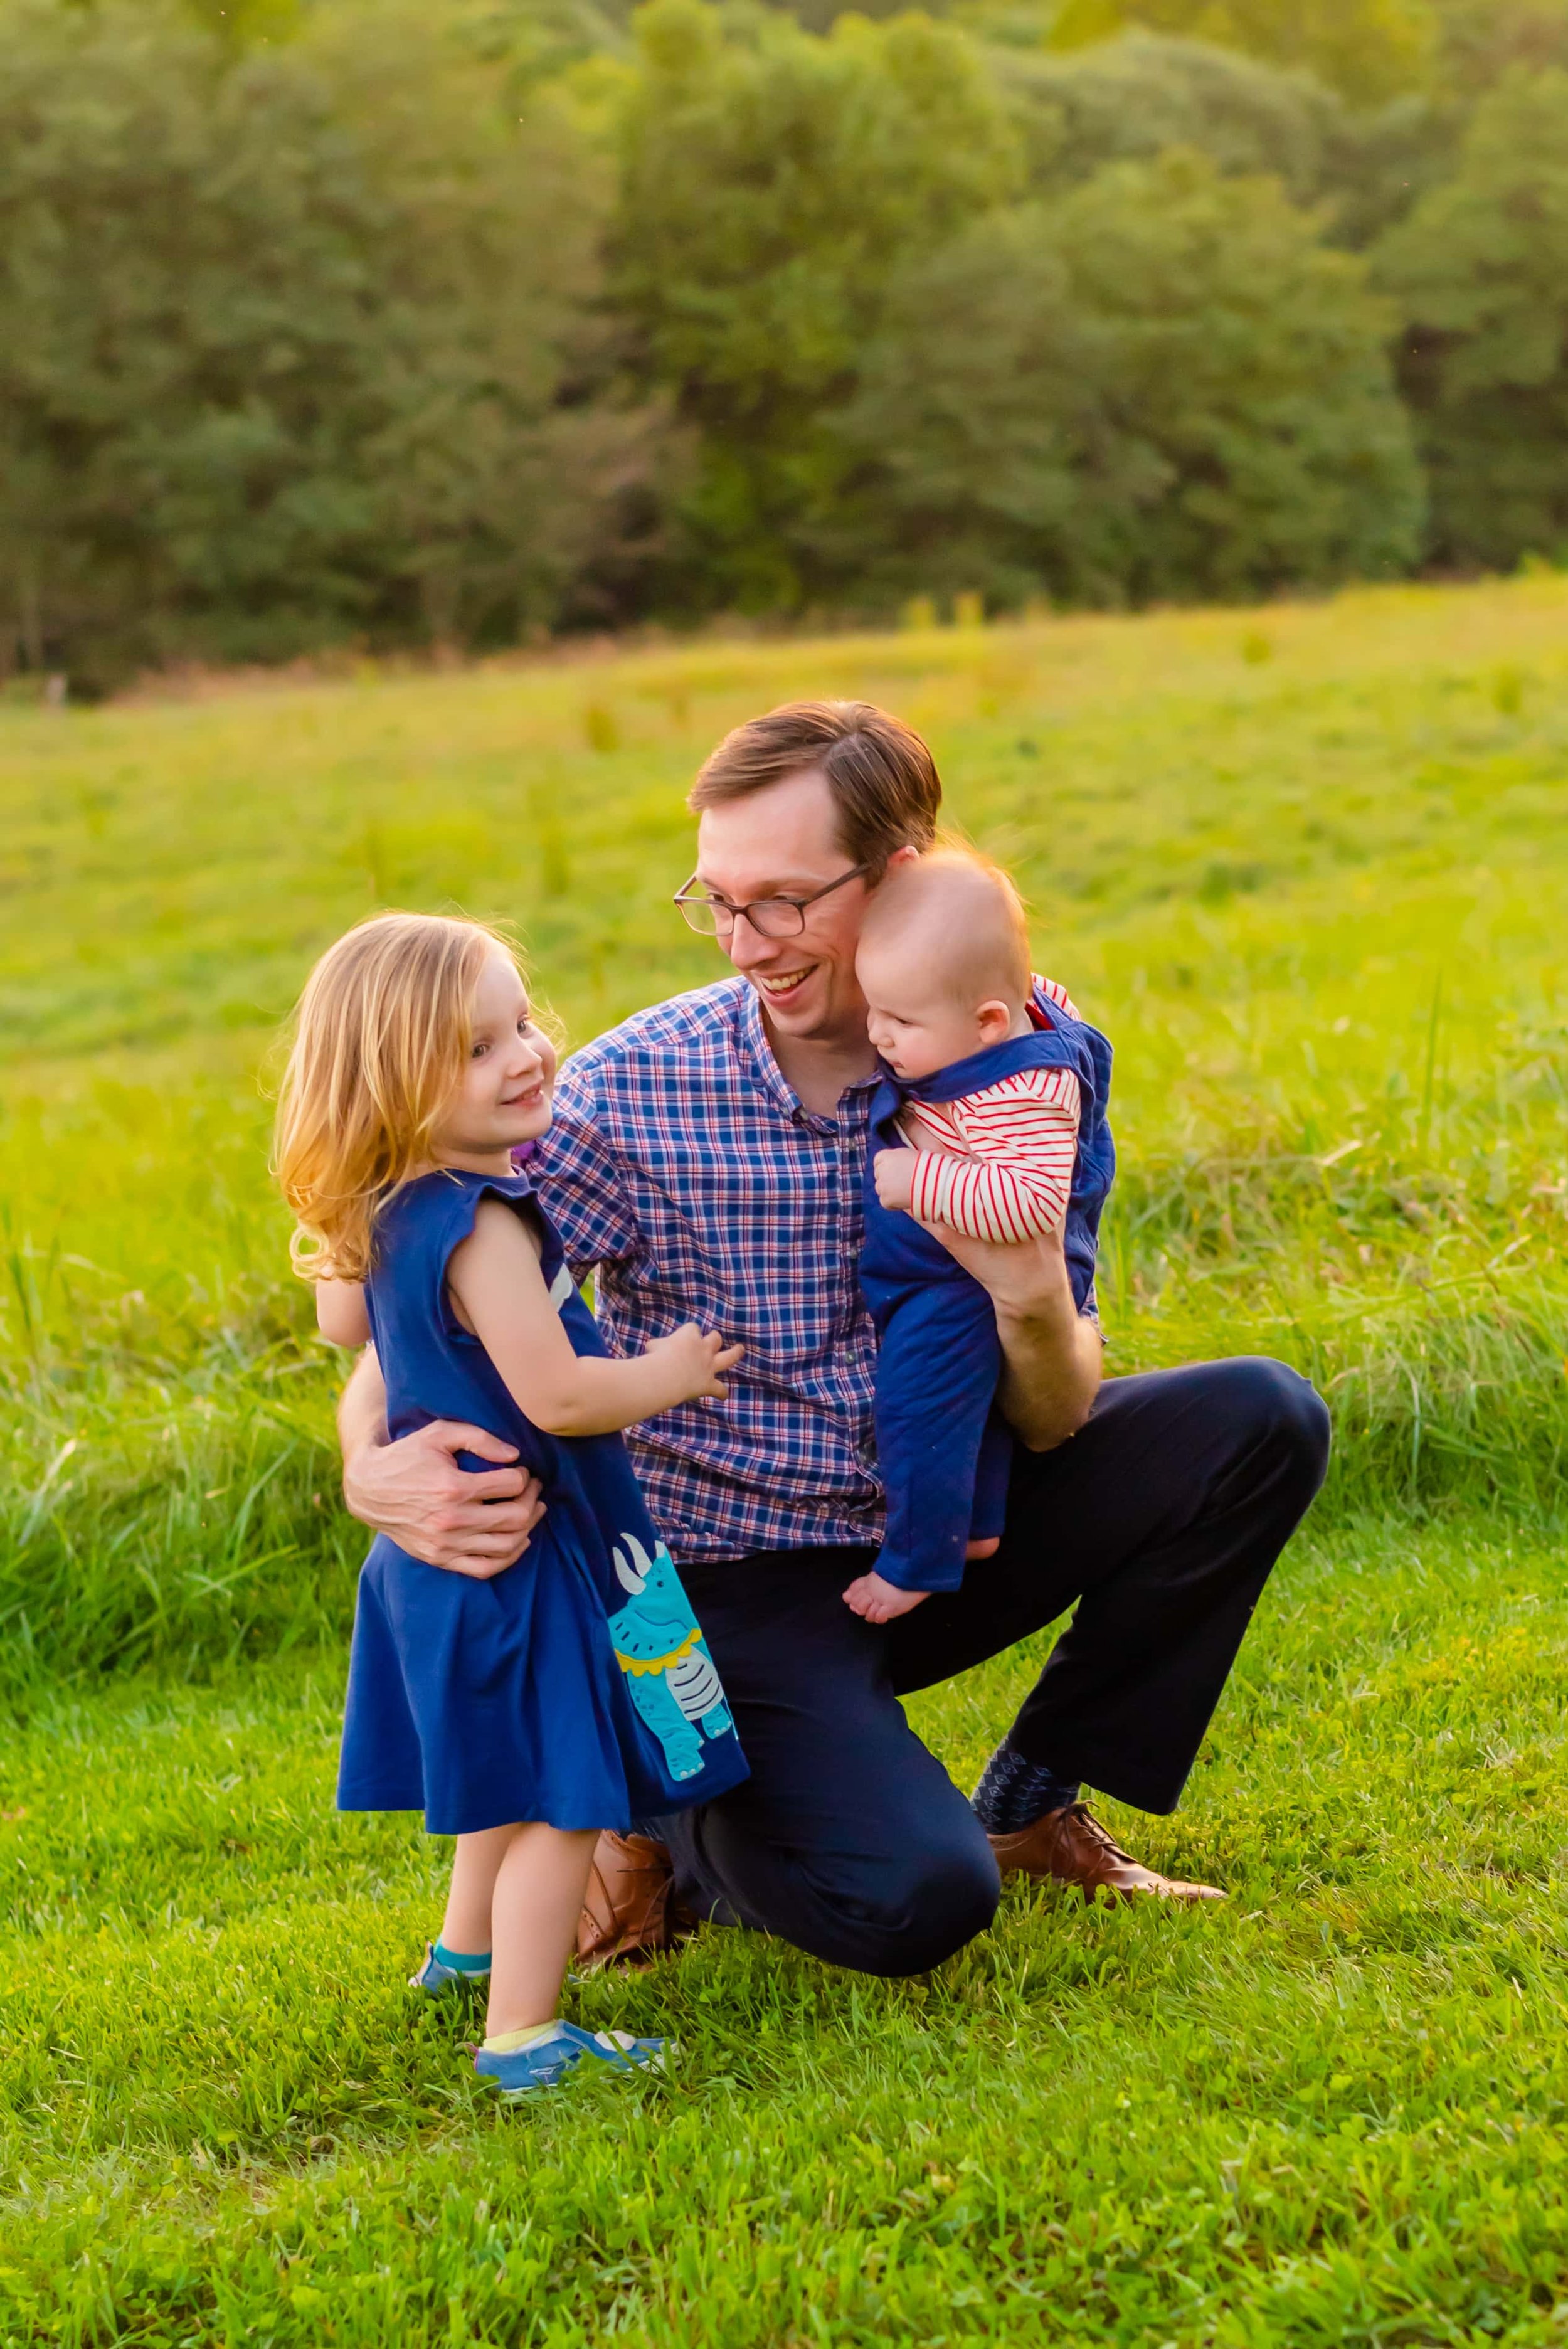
[337,701,1330,1976]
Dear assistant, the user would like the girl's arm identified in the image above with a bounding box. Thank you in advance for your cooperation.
[318,1280,373,1347]
[448,1199,739,1438]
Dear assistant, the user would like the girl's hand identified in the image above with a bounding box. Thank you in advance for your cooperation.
[872,1148,917,1214]
[645,1322,744,1403]
[843,1569,930,1623]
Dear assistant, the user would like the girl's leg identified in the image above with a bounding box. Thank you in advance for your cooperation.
[440,1823,522,1956]
[487,1825,600,2037]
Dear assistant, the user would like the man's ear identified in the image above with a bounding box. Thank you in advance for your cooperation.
[976,998,1012,1046]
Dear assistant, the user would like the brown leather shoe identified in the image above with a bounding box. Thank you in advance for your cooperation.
[988,1802,1226,1904]
[576,1831,695,1971]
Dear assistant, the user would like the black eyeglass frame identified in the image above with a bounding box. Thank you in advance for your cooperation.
[672,862,872,940]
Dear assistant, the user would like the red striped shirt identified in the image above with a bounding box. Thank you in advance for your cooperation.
[903,1053,1080,1243]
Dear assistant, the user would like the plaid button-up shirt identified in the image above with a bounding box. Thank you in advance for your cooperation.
[534,973,1089,1564]
[534,978,882,1562]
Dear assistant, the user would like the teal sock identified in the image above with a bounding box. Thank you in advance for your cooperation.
[433,1940,492,1975]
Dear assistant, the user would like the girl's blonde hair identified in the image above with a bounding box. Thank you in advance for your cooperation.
[275,911,524,1283]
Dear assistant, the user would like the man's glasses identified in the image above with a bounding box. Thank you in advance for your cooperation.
[673,864,871,940]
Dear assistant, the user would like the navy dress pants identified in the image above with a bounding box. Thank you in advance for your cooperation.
[652,1357,1330,1978]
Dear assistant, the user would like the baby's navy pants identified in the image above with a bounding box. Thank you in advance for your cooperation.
[861,1177,1012,1591]
[861,1022,1113,1592]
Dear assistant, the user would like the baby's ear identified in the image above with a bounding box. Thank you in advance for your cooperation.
[976,997,1012,1045]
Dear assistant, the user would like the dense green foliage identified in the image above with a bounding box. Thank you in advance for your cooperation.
[4,0,1568,680]
[616,11,1423,609]
[2,581,1567,2336]
[0,0,670,688]
[613,1,1020,608]
[1377,67,1568,569]
[1046,0,1436,104]
[834,154,1421,605]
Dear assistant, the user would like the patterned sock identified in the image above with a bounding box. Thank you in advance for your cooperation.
[482,2021,559,2054]
[433,1941,492,1975]
[971,1742,1081,1834]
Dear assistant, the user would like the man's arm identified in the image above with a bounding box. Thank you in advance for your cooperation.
[337,1346,546,1577]
[923,1222,1102,1452]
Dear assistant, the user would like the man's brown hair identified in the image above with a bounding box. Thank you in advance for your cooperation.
[687,701,941,874]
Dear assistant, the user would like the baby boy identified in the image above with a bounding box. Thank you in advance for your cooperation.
[844,846,1114,1624]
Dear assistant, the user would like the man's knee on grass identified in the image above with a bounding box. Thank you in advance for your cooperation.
[1221,1357,1332,1497]
[828,1836,1002,1979]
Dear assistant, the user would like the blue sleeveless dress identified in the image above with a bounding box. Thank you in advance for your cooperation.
[337,1169,749,1837]
[860,996,1115,1595]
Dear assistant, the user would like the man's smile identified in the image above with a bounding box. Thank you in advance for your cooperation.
[756,965,815,1002]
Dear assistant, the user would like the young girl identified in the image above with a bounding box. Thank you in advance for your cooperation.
[275,912,748,2099]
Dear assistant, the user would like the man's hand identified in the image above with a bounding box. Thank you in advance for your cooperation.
[916,1217,1102,1453]
[843,1569,930,1625]
[871,1148,916,1214]
[338,1346,546,1576]
[343,1418,546,1577]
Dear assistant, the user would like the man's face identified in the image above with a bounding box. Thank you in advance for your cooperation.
[692,770,875,1048]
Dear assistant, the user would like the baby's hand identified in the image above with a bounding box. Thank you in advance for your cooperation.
[843,1569,930,1624]
[872,1148,917,1214]
[646,1322,744,1403]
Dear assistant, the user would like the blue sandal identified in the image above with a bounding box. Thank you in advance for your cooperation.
[408,1942,490,1996]
[474,2022,667,2097]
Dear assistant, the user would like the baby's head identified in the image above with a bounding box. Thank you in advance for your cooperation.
[275,912,554,1280]
[856,844,1032,1080]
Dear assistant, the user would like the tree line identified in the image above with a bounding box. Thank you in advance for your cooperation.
[3,0,1567,689]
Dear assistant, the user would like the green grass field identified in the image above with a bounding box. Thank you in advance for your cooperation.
[2,577,1566,2343]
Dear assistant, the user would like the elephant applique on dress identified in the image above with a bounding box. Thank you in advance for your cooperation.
[608,1534,736,1783]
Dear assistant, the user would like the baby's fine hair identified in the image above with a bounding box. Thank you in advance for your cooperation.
[274,911,526,1285]
[859,839,1032,1007]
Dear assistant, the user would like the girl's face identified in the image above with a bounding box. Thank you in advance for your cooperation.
[430,944,558,1169]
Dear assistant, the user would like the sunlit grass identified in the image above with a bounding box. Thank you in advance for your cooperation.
[3,1521,1564,2342]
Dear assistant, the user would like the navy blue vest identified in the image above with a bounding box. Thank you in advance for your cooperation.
[861,995,1115,1317]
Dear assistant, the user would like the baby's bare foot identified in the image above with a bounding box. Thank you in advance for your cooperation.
[843,1572,930,1623]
